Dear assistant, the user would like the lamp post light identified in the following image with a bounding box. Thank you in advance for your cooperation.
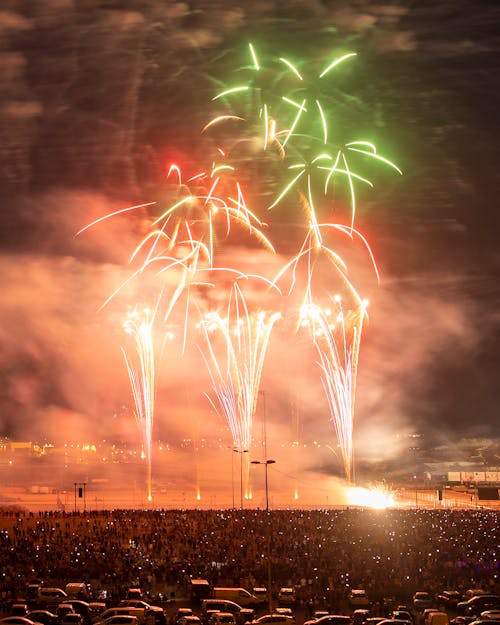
[251,459,275,511]
[251,458,275,614]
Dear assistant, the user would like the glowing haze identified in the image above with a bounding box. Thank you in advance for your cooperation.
[0,14,499,507]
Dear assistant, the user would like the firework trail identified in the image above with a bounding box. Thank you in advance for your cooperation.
[300,297,368,483]
[199,281,281,500]
[272,208,379,317]
[209,42,294,153]
[154,160,275,267]
[122,304,159,502]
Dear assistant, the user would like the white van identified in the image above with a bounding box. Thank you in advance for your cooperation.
[213,589,257,608]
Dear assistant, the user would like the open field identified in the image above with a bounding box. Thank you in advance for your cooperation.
[0,482,498,513]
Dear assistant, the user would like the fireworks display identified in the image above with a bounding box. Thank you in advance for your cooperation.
[79,41,401,501]
[199,282,281,498]
[299,297,368,484]
[122,305,158,502]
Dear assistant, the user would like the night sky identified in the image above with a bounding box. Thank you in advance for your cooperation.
[0,0,499,485]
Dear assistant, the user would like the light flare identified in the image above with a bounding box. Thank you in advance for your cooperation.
[346,485,396,509]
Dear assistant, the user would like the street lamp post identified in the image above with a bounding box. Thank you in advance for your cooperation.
[231,449,235,509]
[251,459,275,614]
[234,448,248,509]
[251,459,275,511]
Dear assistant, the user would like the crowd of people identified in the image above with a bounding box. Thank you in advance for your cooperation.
[0,508,498,612]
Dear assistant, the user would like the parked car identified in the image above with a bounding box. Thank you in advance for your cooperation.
[94,617,139,625]
[65,585,89,602]
[238,610,255,625]
[273,610,294,624]
[190,581,211,604]
[11,607,29,618]
[213,590,258,608]
[251,616,293,625]
[61,615,84,625]
[426,613,449,625]
[352,610,371,625]
[438,592,462,610]
[178,618,202,625]
[0,619,41,625]
[304,616,352,625]
[252,590,268,606]
[145,608,166,625]
[391,612,412,625]
[277,590,296,607]
[96,609,144,625]
[59,601,92,625]
[208,614,236,625]
[174,611,193,625]
[349,591,370,608]
[119,604,150,612]
[39,590,68,608]
[127,591,143,601]
[88,604,107,623]
[465,592,488,600]
[423,611,441,625]
[201,601,243,623]
[26,612,58,625]
[56,606,77,621]
[458,597,500,616]
[414,594,434,611]
[26,584,43,608]
[480,613,500,621]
